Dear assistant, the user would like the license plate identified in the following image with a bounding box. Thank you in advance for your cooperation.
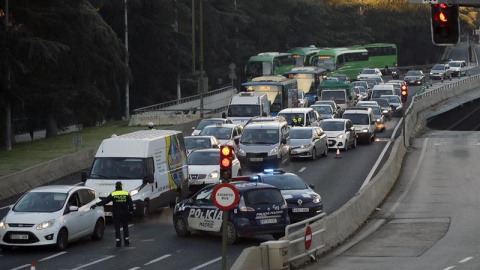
[293,208,309,213]
[11,234,29,240]
[260,218,277,224]
[250,158,263,162]
[409,80,414,83]
[291,150,297,154]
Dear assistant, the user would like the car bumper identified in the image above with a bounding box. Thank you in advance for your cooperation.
[404,79,422,85]
[327,137,346,149]
[357,132,372,141]
[288,205,323,221]
[430,74,444,79]
[234,217,288,237]
[290,146,314,158]
[0,226,60,247]
[238,155,282,170]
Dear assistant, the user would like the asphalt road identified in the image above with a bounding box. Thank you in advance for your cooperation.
[0,45,477,270]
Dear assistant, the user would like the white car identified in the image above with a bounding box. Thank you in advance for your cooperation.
[448,60,467,77]
[297,91,308,108]
[356,68,383,80]
[198,123,243,152]
[319,118,357,150]
[187,149,241,192]
[0,186,105,251]
[184,135,221,155]
[191,118,232,136]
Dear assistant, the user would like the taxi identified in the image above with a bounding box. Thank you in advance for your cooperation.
[198,123,243,152]
[173,182,289,244]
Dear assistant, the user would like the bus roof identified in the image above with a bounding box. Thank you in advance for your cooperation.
[287,46,323,55]
[315,47,368,56]
[248,53,292,61]
[285,67,327,74]
[349,43,397,49]
[242,76,296,86]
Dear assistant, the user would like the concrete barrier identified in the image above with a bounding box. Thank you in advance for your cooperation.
[232,74,480,269]
[0,118,203,201]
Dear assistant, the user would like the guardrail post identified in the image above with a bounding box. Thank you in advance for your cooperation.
[441,77,444,83]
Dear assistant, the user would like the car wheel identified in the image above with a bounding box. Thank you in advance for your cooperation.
[311,148,317,160]
[173,216,191,237]
[226,222,239,245]
[141,202,150,218]
[322,144,328,157]
[55,228,68,251]
[371,132,376,142]
[0,245,13,252]
[91,218,105,241]
[352,137,357,149]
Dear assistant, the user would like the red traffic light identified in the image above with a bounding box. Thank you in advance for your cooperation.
[221,157,231,167]
[430,4,459,45]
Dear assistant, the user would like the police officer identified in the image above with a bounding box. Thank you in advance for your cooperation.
[291,114,303,127]
[147,122,155,130]
[91,181,134,247]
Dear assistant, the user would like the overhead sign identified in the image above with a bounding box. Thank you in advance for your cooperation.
[212,183,239,211]
[305,225,313,250]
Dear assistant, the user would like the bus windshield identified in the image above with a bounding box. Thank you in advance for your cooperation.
[246,61,273,77]
[228,105,261,117]
[314,56,335,71]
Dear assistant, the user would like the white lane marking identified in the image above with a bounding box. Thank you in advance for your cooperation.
[128,268,141,270]
[189,257,222,270]
[10,264,30,270]
[142,239,154,241]
[359,117,403,190]
[443,266,456,270]
[0,205,13,210]
[299,167,306,172]
[144,254,172,265]
[459,257,473,263]
[39,251,67,261]
[70,255,115,270]
[386,138,429,217]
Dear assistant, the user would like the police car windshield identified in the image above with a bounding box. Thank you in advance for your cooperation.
[320,121,344,131]
[13,192,67,213]
[290,129,312,139]
[240,129,279,144]
[228,104,261,117]
[184,137,211,150]
[187,151,220,165]
[90,157,145,179]
[261,175,308,190]
[199,126,232,140]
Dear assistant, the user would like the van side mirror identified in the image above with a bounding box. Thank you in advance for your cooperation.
[143,173,154,184]
[222,112,227,119]
[81,171,87,182]
[309,184,315,189]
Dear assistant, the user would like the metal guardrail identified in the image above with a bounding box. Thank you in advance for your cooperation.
[284,213,326,263]
[414,73,480,101]
[132,85,236,114]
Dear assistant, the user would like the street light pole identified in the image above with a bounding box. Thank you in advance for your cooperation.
[199,0,204,118]
[175,3,181,102]
[192,0,195,74]
[124,0,130,119]
[4,0,12,150]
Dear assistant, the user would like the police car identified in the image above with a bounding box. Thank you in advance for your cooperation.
[242,169,323,221]
[173,182,289,244]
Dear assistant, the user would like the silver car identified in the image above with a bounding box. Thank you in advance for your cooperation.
[290,127,329,159]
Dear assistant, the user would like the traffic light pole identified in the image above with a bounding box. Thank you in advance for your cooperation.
[402,102,407,148]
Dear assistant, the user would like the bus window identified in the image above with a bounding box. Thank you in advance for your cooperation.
[246,61,273,77]
[314,56,334,71]
[336,54,345,69]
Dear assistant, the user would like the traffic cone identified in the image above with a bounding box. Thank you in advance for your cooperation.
[31,261,36,270]
[334,147,342,159]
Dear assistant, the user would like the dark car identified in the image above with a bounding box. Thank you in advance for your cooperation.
[253,169,323,221]
[173,182,289,244]
[404,70,425,85]
[371,98,393,120]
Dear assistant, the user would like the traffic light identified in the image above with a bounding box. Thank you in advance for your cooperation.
[219,145,234,182]
[431,4,460,45]
[401,86,408,103]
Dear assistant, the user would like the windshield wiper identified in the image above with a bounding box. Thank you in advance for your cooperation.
[91,174,109,179]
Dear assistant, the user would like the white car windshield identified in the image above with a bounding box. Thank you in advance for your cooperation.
[199,126,233,140]
[432,64,445,71]
[449,62,460,67]
[290,129,312,139]
[188,151,220,165]
[361,69,375,74]
[197,119,224,130]
[343,114,370,125]
[13,192,67,213]
[228,105,261,117]
[185,137,211,150]
[240,129,279,145]
[320,121,344,131]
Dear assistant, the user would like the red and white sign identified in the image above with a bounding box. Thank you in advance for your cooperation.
[212,183,239,211]
[304,225,312,250]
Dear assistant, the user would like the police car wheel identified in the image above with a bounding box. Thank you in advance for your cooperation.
[55,228,68,251]
[174,216,191,237]
[226,222,239,245]
[91,218,105,240]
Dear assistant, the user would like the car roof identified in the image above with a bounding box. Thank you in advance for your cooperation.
[322,118,348,123]
[203,123,238,128]
[244,121,284,129]
[201,118,228,122]
[278,108,313,113]
[28,185,83,193]
[230,181,280,191]
[185,136,215,139]
[188,148,219,153]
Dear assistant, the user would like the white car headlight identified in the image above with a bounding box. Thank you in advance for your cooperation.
[313,195,322,204]
[0,220,6,230]
[269,146,279,155]
[362,128,369,133]
[208,170,219,179]
[237,148,245,155]
[36,219,55,230]
[130,189,139,196]
[336,134,344,139]
[300,144,311,149]
[376,119,381,123]
[382,110,389,114]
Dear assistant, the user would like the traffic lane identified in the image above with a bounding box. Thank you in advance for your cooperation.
[1,208,258,270]
[447,43,468,61]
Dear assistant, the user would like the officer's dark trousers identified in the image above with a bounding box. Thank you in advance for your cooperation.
[113,214,129,242]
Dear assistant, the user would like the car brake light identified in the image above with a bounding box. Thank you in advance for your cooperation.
[238,196,255,212]
[281,201,288,209]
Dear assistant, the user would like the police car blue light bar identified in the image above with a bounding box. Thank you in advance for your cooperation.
[232,176,259,182]
[263,168,285,174]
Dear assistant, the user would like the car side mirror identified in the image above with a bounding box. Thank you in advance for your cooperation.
[69,206,79,212]
[143,173,154,184]
[81,171,87,182]
[222,112,227,119]
[191,127,195,130]
[281,138,287,144]
[309,184,315,189]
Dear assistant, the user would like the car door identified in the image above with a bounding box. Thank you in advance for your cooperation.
[281,125,290,159]
[187,186,222,232]
[316,128,327,152]
[78,188,98,236]
[345,120,353,145]
[63,191,85,240]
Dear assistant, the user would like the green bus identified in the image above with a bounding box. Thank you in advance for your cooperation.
[245,53,295,81]
[241,75,299,115]
[311,47,369,80]
[287,46,324,67]
[349,43,398,71]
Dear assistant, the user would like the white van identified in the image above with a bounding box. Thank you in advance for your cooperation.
[342,107,377,144]
[371,84,395,99]
[82,130,189,217]
[223,92,270,125]
[277,108,321,127]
